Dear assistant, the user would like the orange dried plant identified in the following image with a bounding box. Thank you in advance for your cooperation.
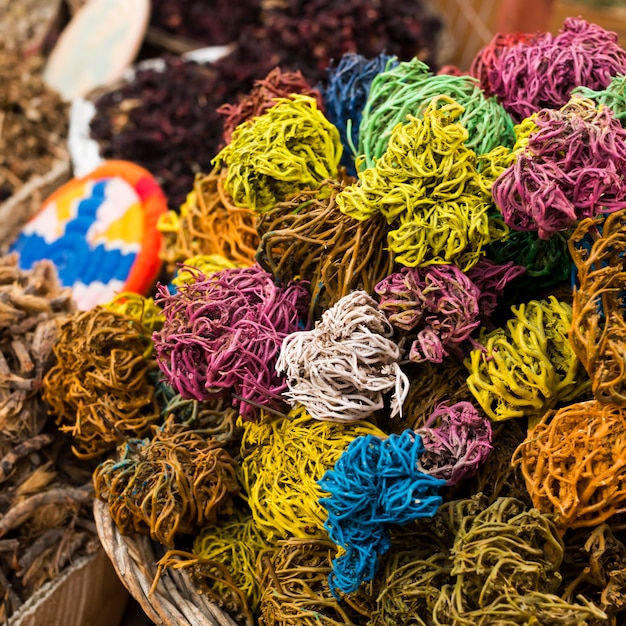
[569,209,626,405]
[158,168,259,267]
[513,399,626,533]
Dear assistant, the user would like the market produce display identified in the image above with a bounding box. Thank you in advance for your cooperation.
[6,6,626,626]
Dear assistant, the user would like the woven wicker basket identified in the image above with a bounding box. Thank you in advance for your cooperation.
[94,500,239,626]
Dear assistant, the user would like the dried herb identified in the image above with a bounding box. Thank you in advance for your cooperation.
[514,399,626,533]
[0,47,68,202]
[42,307,161,459]
[93,420,239,547]
[149,0,262,46]
[218,66,322,145]
[257,0,443,84]
[158,168,259,268]
[569,209,626,404]
[256,182,394,321]
[259,538,375,626]
[0,0,61,54]
[89,57,231,212]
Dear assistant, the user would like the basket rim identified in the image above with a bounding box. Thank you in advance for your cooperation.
[93,499,239,626]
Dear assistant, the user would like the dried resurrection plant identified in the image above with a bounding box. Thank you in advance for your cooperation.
[560,523,626,622]
[42,307,160,459]
[213,95,342,212]
[256,183,394,321]
[93,422,239,547]
[513,399,626,533]
[493,97,626,239]
[154,264,309,420]
[277,291,409,422]
[259,538,375,626]
[337,97,504,270]
[319,430,444,595]
[158,168,259,268]
[431,498,605,624]
[416,401,493,486]
[191,512,271,616]
[375,265,481,363]
[569,209,626,405]
[465,297,589,422]
[218,67,323,144]
[456,419,532,507]
[239,407,386,542]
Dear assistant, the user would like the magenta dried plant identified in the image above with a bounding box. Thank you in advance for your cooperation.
[465,257,525,322]
[416,401,493,485]
[493,97,626,239]
[489,17,626,121]
[154,265,310,420]
[375,265,481,363]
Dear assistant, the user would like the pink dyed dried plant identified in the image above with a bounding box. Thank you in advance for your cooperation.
[154,265,310,420]
[493,97,626,239]
[374,265,481,363]
[416,401,493,485]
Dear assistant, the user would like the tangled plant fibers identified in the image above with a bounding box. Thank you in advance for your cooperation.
[213,95,342,212]
[276,291,409,423]
[416,401,493,486]
[488,17,626,121]
[239,406,386,541]
[465,297,589,423]
[319,430,444,596]
[256,183,394,322]
[42,307,160,459]
[513,399,626,533]
[154,264,310,420]
[492,97,626,239]
[93,421,239,547]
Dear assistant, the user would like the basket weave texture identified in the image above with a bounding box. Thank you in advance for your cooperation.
[94,500,239,626]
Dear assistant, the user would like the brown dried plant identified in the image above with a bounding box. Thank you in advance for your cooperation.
[258,538,374,626]
[569,209,626,404]
[561,524,626,624]
[93,421,239,547]
[42,307,161,459]
[256,182,394,321]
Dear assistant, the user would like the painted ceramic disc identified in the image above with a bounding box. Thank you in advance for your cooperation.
[11,161,167,310]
